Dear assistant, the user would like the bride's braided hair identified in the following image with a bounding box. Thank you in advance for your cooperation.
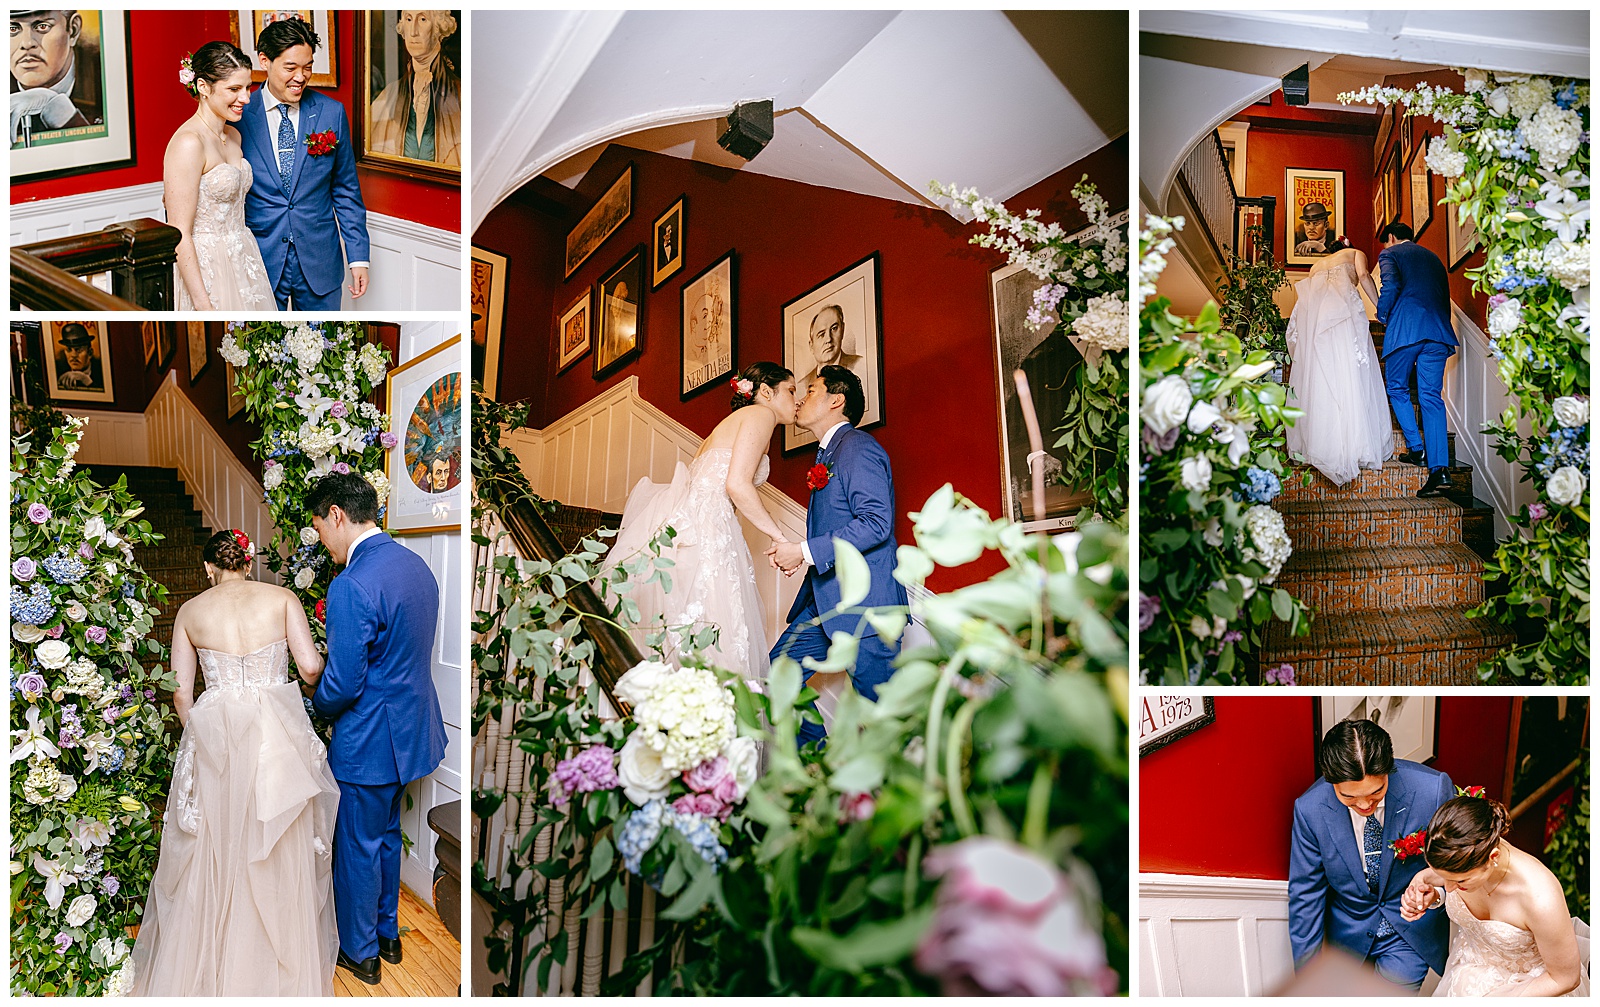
[1424,794,1511,872]
[203,529,254,572]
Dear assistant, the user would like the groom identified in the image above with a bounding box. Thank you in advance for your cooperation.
[240,16,370,310]
[1289,718,1453,991]
[1375,222,1458,498]
[309,473,448,985]
[767,365,907,746]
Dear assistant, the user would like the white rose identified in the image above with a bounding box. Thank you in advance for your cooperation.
[615,660,672,708]
[722,736,759,800]
[1464,68,1489,94]
[13,622,46,644]
[1180,454,1213,493]
[1551,396,1588,429]
[263,464,284,491]
[1546,466,1586,507]
[64,601,87,622]
[1142,375,1193,436]
[294,568,315,590]
[300,527,320,546]
[1487,87,1511,117]
[617,732,671,806]
[1189,615,1213,639]
[83,516,106,543]
[1202,517,1224,547]
[64,893,96,927]
[35,640,71,669]
[1186,400,1222,434]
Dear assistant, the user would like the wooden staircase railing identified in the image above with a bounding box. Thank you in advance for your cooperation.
[11,218,181,310]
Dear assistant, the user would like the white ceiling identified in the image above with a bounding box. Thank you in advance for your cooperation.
[471,10,1127,232]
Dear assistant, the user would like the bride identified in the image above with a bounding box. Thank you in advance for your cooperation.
[1401,794,1588,996]
[1284,245,1395,485]
[130,530,339,995]
[163,41,275,311]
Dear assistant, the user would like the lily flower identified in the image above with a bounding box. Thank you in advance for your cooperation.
[1535,194,1589,243]
[10,707,59,764]
[30,854,76,908]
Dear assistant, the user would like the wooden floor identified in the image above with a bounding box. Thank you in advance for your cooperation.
[334,886,461,997]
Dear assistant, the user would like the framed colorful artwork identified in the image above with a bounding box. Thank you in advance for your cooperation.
[384,335,463,535]
[556,288,591,374]
[1284,167,1346,267]
[186,320,209,381]
[470,245,507,396]
[10,11,135,183]
[353,10,461,183]
[230,9,337,87]
[44,320,114,403]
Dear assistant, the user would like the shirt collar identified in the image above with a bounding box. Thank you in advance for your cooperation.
[260,85,298,115]
[1350,797,1386,827]
[50,61,75,98]
[818,421,851,451]
[347,526,383,562]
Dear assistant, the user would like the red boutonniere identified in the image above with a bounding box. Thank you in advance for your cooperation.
[314,599,326,624]
[306,129,338,157]
[1390,828,1427,860]
[806,463,833,492]
[1457,785,1487,798]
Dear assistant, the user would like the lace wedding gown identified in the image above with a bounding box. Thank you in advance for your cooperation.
[1284,260,1395,485]
[130,640,340,996]
[173,161,276,310]
[1433,890,1591,996]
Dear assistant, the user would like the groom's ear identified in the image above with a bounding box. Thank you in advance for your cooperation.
[257,52,272,74]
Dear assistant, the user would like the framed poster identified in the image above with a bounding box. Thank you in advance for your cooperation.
[556,288,591,374]
[384,335,463,535]
[652,196,686,289]
[680,249,735,399]
[1387,142,1404,234]
[1372,103,1394,167]
[470,245,507,396]
[593,245,646,379]
[11,321,43,407]
[781,252,884,453]
[44,321,114,403]
[353,10,461,183]
[226,361,245,418]
[1139,694,1216,756]
[1399,112,1414,165]
[1371,181,1388,236]
[566,165,632,278]
[186,320,209,381]
[1447,201,1480,270]
[10,11,135,183]
[229,9,337,87]
[157,320,176,368]
[1408,132,1434,238]
[1317,696,1437,766]
[140,320,158,365]
[1284,168,1346,267]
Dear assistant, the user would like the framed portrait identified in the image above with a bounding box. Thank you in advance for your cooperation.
[230,9,337,87]
[1317,696,1438,766]
[353,10,461,184]
[157,320,177,368]
[1371,181,1387,236]
[384,335,463,536]
[186,320,209,381]
[1448,201,1480,270]
[140,321,157,365]
[1139,694,1216,756]
[470,245,507,397]
[680,249,736,399]
[556,288,591,374]
[10,11,135,183]
[1408,131,1434,238]
[781,253,884,453]
[44,320,114,403]
[11,321,43,407]
[567,165,632,279]
[593,245,646,379]
[1284,168,1346,267]
[1399,112,1413,165]
[652,196,686,289]
[1387,142,1404,232]
[1372,103,1395,167]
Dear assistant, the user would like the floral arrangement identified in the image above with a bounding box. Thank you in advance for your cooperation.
[177,55,196,95]
[930,175,1131,520]
[1389,828,1427,861]
[727,376,754,402]
[1340,71,1589,684]
[10,407,178,996]
[1138,217,1311,684]
[305,129,338,157]
[805,463,832,491]
[1217,223,1290,357]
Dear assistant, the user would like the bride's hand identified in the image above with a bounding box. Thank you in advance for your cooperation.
[1400,875,1439,921]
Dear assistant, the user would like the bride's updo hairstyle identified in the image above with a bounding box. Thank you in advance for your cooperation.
[202,529,254,573]
[182,41,252,99]
[1424,794,1511,872]
[730,361,792,411]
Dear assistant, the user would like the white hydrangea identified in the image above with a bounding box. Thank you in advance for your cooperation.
[64,659,103,702]
[285,324,325,370]
[364,470,390,505]
[218,332,250,368]
[300,526,320,546]
[1425,135,1468,178]
[1546,465,1586,507]
[359,342,388,384]
[1179,454,1213,493]
[1069,293,1128,351]
[1488,297,1524,338]
[1462,68,1489,94]
[294,568,315,590]
[1544,239,1590,292]
[1242,504,1292,582]
[103,961,134,996]
[22,758,62,804]
[263,462,284,491]
[1551,396,1589,428]
[298,423,336,459]
[629,666,736,773]
[1522,103,1584,170]
[1507,77,1552,120]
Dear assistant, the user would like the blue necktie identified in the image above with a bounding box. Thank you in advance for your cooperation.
[1363,813,1396,937]
[276,103,295,190]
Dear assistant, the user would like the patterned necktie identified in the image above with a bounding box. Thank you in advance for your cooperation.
[276,103,295,190]
[1363,812,1396,937]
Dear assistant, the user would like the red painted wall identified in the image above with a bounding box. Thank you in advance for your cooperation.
[12,11,459,232]
[477,136,1127,590]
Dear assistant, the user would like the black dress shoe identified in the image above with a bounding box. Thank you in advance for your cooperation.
[1417,468,1454,498]
[338,950,382,985]
[379,936,403,965]
[1398,448,1426,466]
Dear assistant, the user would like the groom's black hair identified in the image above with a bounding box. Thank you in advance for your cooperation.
[1317,718,1396,783]
[308,473,379,525]
[818,364,865,426]
[257,16,321,61]
[1380,222,1414,243]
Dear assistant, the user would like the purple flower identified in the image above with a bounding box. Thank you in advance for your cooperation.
[86,626,107,644]
[100,874,120,896]
[143,688,154,698]
[1141,424,1181,457]
[332,462,351,475]
[1488,293,1509,310]
[683,755,733,794]
[672,792,728,820]
[552,745,620,804]
[1528,502,1549,523]
[12,557,36,581]
[1138,593,1159,632]
[53,932,72,954]
[1263,663,1296,686]
[379,432,399,451]
[1221,630,1243,644]
[330,401,349,419]
[78,543,94,560]
[46,624,63,639]
[17,671,45,698]
[27,502,50,524]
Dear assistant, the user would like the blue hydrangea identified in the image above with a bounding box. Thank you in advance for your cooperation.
[1554,82,1580,110]
[669,811,728,869]
[10,584,57,625]
[123,582,136,598]
[1536,424,1590,479]
[105,746,126,773]
[40,551,88,584]
[617,800,668,875]
[1236,467,1281,504]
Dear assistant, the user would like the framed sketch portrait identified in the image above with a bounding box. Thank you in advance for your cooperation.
[680,250,735,399]
[593,245,646,379]
[470,245,507,396]
[385,335,462,535]
[230,9,337,87]
[1408,132,1434,238]
[186,320,209,381]
[781,253,884,453]
[652,196,686,289]
[354,10,461,183]
[1448,201,1480,270]
[10,10,134,182]
[140,321,158,365]
[567,165,632,279]
[1371,182,1388,236]
[556,288,591,374]
[1285,168,1346,267]
[1317,695,1438,766]
[44,320,114,403]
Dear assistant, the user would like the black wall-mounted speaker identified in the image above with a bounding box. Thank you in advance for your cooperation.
[717,100,774,161]
[1282,64,1310,106]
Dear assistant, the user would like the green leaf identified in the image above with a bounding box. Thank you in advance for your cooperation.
[863,609,907,646]
[790,903,936,973]
[801,632,859,674]
[1272,588,1293,622]
[833,538,871,610]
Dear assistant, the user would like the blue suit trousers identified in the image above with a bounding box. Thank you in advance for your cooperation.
[772,592,897,747]
[1367,927,1430,990]
[333,779,405,962]
[1384,339,1452,470]
[274,244,343,312]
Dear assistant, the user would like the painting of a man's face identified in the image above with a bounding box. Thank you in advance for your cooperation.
[808,306,844,366]
[397,9,445,59]
[1303,216,1328,241]
[10,10,80,90]
[429,455,450,491]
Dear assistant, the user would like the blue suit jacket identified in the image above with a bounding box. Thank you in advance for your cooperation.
[313,532,447,786]
[1288,759,1453,974]
[240,86,371,296]
[1375,240,1458,357]
[787,425,908,636]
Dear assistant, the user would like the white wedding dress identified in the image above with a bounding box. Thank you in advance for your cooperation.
[130,640,339,996]
[173,161,276,310]
[1284,260,1395,485]
[1433,890,1591,996]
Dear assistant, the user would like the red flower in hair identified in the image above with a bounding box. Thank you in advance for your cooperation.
[232,529,252,554]
[806,463,832,491]
[314,599,326,624]
[1457,784,1487,798]
[1390,828,1427,860]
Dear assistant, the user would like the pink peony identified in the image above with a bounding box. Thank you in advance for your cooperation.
[683,755,733,794]
[672,792,727,820]
[839,791,876,823]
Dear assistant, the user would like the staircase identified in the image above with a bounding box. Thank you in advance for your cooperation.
[1262,325,1513,683]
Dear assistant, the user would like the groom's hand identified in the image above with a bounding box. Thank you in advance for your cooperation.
[769,540,805,575]
[1400,875,1439,921]
[348,266,369,299]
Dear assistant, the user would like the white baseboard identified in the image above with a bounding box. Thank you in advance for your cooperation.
[1139,872,1293,997]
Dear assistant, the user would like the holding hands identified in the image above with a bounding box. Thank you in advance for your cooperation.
[767,538,805,576]
[1400,872,1443,922]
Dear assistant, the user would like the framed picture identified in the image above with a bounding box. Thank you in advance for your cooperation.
[1372,103,1395,167]
[229,9,337,87]
[10,11,135,183]
[353,10,461,184]
[44,321,114,403]
[680,249,736,399]
[1387,142,1404,232]
[593,245,646,379]
[1448,201,1480,270]
[1408,131,1434,238]
[226,361,245,418]
[1317,696,1438,766]
[470,245,507,396]
[384,335,463,535]
[781,253,884,453]
[186,321,209,381]
[1399,112,1414,165]
[140,321,158,365]
[1371,181,1387,236]
[652,196,686,289]
[1284,168,1346,267]
[567,165,632,279]
[11,321,43,407]
[1139,694,1216,756]
[157,320,176,368]
[556,288,591,374]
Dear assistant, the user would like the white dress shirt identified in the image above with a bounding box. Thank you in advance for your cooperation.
[257,84,369,270]
[798,421,852,567]
[347,525,383,564]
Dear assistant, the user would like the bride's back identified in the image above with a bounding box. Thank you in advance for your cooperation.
[181,580,295,655]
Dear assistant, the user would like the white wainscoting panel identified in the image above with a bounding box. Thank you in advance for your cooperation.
[61,408,150,467]
[1139,873,1294,997]
[10,182,165,244]
[1443,304,1532,539]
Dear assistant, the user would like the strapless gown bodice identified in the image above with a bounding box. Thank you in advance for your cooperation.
[173,161,276,310]
[196,639,291,692]
[1432,890,1590,996]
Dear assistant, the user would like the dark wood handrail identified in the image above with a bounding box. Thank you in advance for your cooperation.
[9,249,136,311]
[12,218,181,310]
